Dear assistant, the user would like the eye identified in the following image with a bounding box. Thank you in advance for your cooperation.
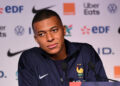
[52,28,58,33]
[38,32,45,37]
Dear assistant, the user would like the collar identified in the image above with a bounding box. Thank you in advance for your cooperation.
[64,39,80,62]
[65,39,79,56]
[39,39,80,61]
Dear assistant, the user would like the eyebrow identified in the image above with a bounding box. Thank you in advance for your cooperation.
[37,26,58,33]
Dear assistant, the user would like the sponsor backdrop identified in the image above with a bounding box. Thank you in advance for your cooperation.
[0,0,120,86]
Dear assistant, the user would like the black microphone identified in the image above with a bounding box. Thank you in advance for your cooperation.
[61,62,69,85]
[88,61,119,82]
[61,62,67,73]
[88,61,101,81]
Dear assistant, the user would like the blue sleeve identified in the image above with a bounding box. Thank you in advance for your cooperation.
[18,52,39,86]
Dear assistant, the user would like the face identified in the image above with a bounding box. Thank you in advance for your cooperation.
[33,16,66,55]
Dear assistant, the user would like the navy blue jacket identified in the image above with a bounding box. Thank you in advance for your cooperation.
[18,40,108,86]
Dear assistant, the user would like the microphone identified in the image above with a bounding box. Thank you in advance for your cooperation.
[88,61,119,82]
[61,62,69,85]
[88,61,101,81]
[61,62,67,73]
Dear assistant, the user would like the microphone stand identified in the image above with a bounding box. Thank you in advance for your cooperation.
[88,61,120,82]
[61,62,69,86]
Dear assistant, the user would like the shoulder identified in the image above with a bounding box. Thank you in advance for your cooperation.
[19,47,42,63]
[71,42,94,51]
[23,47,40,53]
[71,42,99,61]
[18,47,43,68]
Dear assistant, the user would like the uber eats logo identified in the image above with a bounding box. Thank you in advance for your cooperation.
[83,2,100,15]
[0,26,6,37]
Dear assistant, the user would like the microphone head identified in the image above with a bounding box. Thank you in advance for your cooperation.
[88,61,95,71]
[61,62,67,72]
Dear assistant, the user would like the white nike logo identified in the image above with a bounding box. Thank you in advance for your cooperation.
[39,74,48,79]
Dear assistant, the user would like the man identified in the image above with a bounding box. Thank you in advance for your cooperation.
[18,8,108,86]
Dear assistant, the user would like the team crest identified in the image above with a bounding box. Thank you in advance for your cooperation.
[76,64,84,78]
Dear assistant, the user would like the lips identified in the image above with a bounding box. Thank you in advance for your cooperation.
[47,43,58,49]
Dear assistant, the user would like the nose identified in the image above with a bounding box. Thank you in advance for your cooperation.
[46,32,54,42]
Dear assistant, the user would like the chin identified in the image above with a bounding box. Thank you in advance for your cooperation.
[47,49,60,55]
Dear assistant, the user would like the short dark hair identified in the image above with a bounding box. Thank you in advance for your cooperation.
[32,7,62,33]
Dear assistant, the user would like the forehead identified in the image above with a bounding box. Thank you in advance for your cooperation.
[33,16,62,31]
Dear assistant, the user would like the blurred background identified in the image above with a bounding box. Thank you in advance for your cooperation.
[0,0,120,86]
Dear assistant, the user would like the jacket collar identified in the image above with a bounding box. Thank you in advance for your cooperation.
[39,39,80,60]
[64,39,80,61]
[65,39,79,56]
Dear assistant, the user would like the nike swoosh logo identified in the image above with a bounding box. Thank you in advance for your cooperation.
[7,49,25,57]
[39,74,48,79]
[32,5,55,13]
[44,5,55,9]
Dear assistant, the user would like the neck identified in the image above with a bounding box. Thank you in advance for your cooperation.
[50,44,67,61]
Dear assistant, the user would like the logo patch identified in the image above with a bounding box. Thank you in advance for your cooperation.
[14,25,24,36]
[39,74,48,79]
[81,26,90,35]
[76,64,84,78]
[7,49,25,57]
[63,3,75,15]
[65,25,72,36]
[114,66,120,78]
[107,3,117,13]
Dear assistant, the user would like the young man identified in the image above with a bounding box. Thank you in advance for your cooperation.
[18,8,108,86]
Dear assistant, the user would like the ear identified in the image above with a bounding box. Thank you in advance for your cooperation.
[63,25,66,36]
